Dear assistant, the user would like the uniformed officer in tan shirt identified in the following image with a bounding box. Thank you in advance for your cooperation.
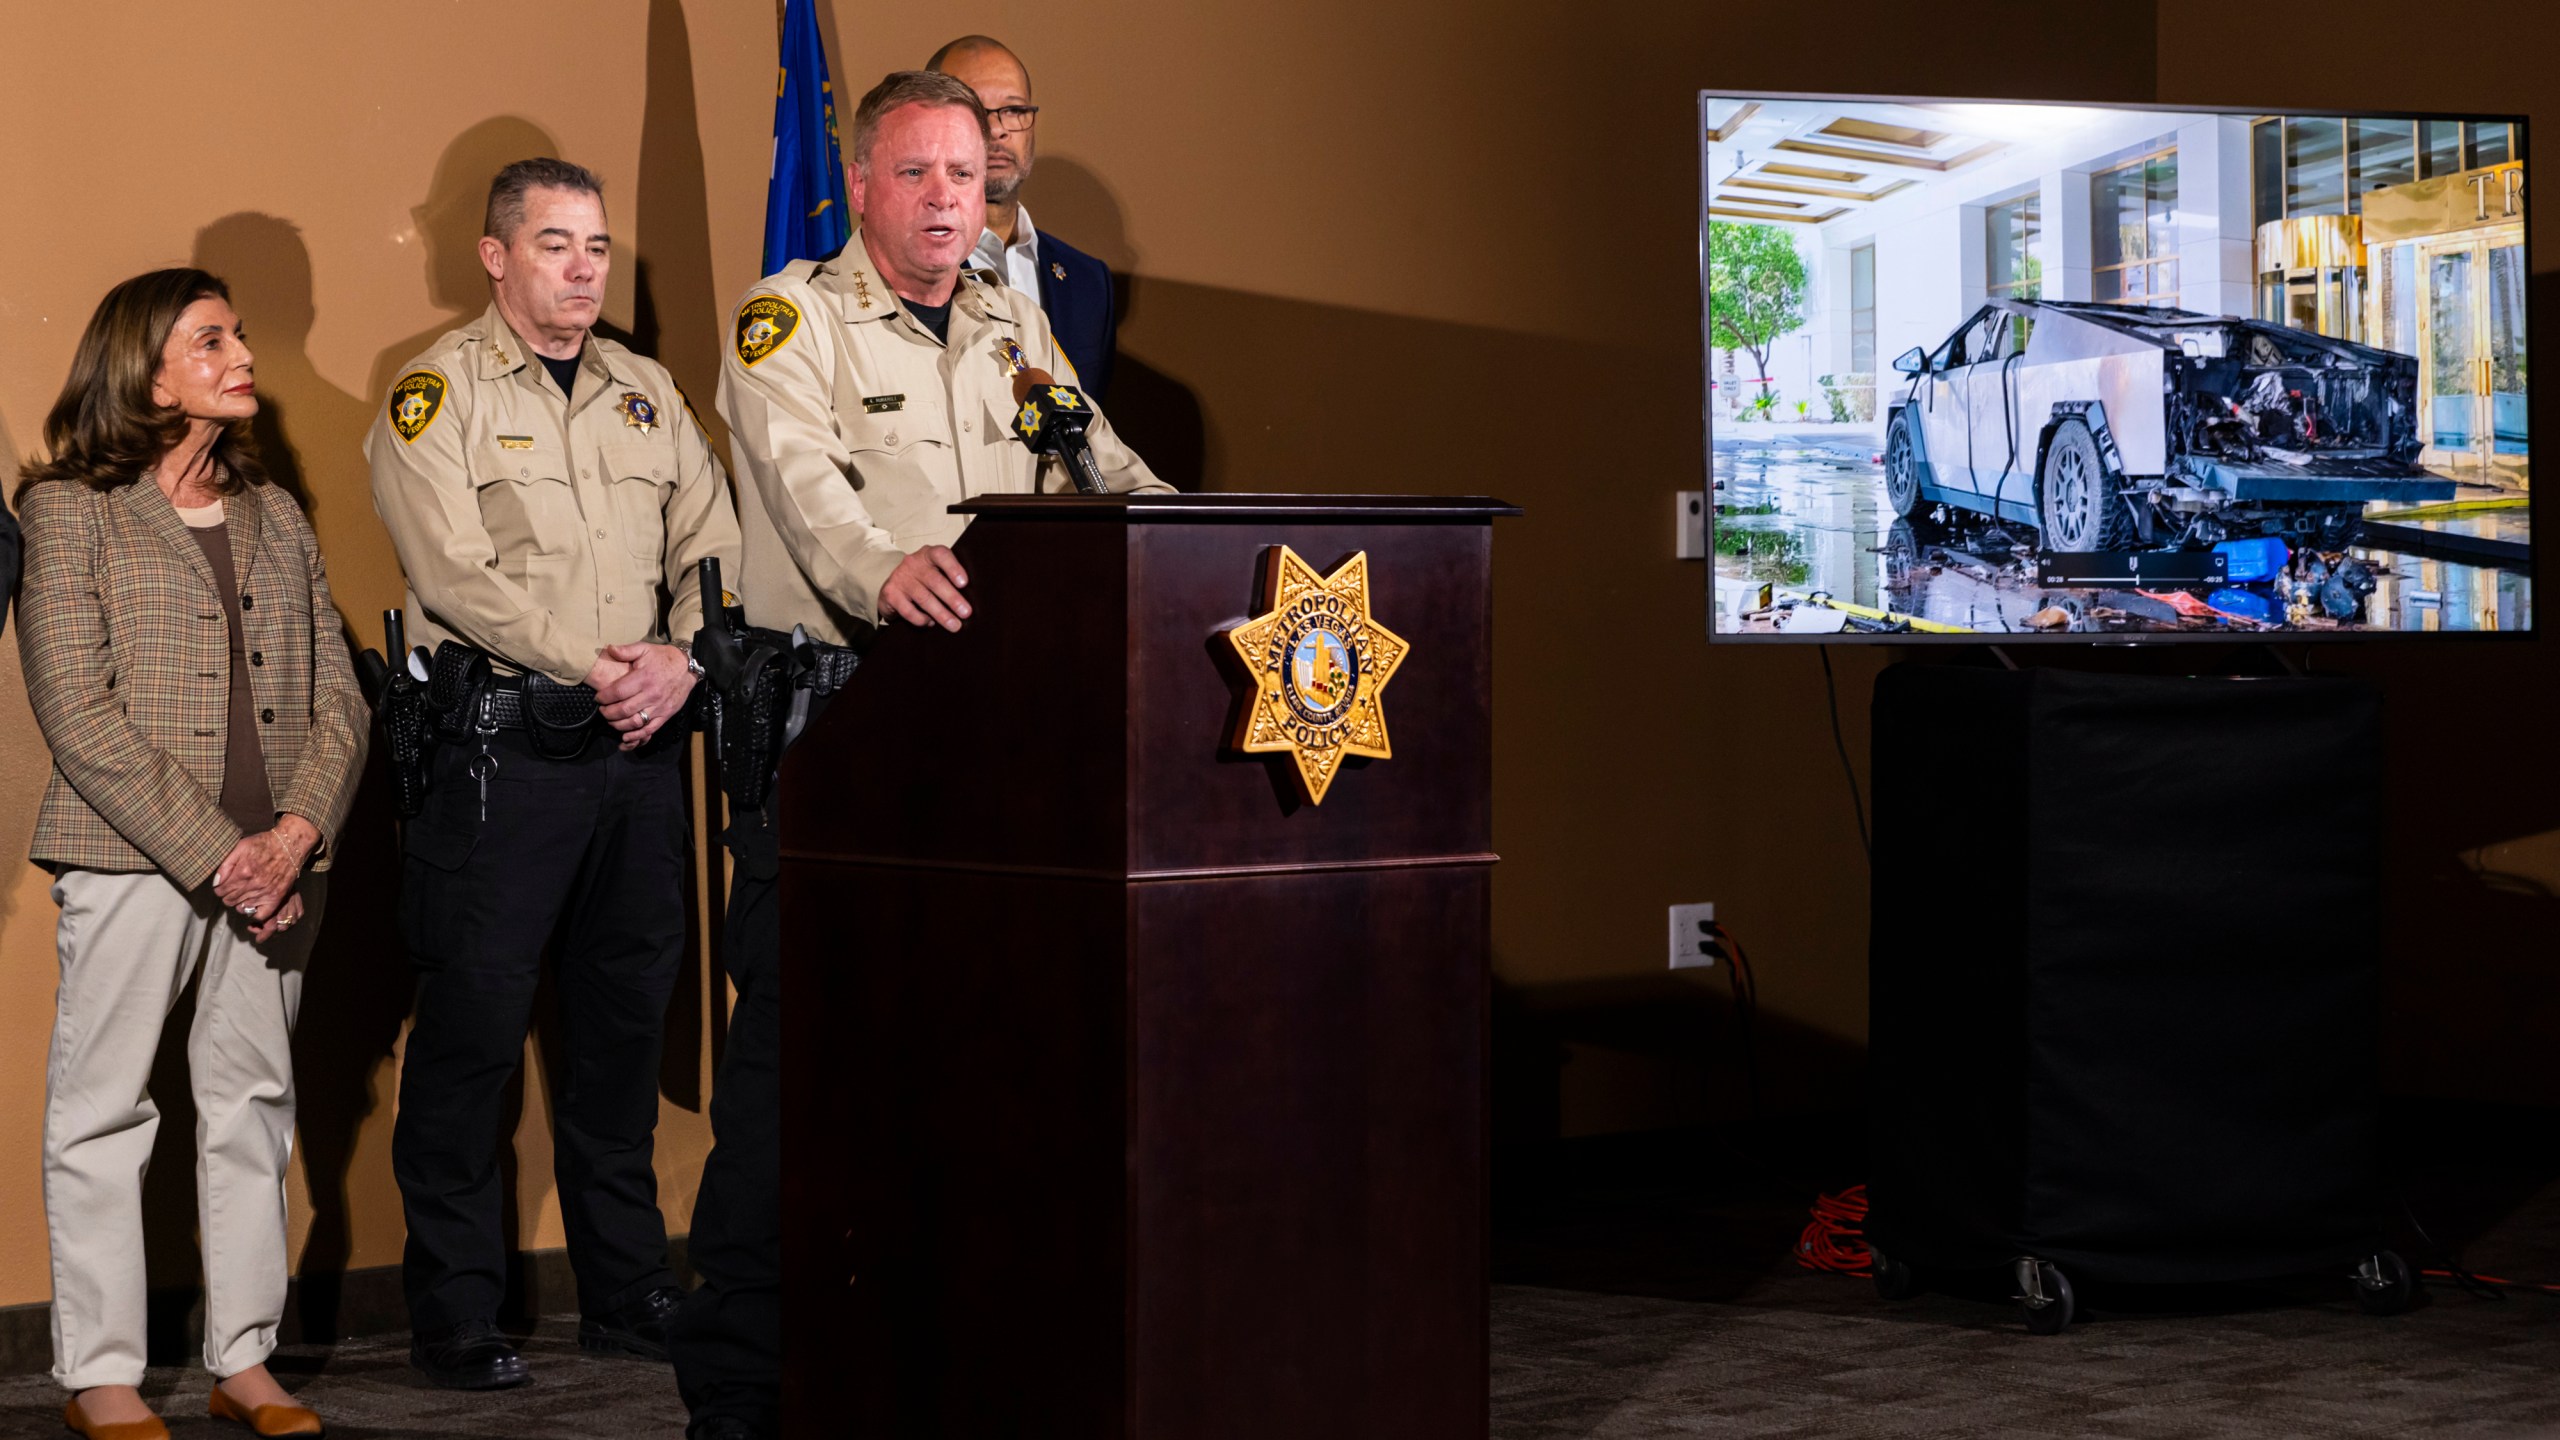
[364,157,739,1394]
[716,68,1167,644]
[667,69,1165,1440]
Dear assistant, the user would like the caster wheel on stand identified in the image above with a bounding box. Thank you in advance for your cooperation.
[1870,1247,1919,1301]
[2353,1250,2413,1316]
[2013,1257,2075,1335]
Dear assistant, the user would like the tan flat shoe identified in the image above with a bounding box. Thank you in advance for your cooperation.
[60,1398,170,1440]
[208,1385,324,1437]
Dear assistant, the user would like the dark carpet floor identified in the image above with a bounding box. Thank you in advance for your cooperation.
[4,1104,2552,1437]
[0,1318,687,1439]
[1488,1103,2560,1437]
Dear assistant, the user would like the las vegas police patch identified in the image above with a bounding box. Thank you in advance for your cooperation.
[734,295,801,367]
[389,370,447,444]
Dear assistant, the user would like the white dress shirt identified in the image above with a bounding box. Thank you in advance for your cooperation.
[971,204,1044,299]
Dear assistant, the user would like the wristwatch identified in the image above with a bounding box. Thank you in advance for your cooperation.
[678,640,705,680]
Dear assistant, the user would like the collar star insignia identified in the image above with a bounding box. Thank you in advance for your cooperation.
[851,270,877,309]
[1223,546,1410,804]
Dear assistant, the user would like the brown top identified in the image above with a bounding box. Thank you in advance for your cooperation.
[181,509,278,837]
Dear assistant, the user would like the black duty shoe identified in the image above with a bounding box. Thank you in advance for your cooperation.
[580,1283,686,1360]
[412,1319,533,1390]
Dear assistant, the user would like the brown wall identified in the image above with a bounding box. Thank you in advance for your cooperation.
[0,0,2551,1317]
[0,0,775,1311]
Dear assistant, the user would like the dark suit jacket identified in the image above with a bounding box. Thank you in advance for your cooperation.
[1034,229,1117,404]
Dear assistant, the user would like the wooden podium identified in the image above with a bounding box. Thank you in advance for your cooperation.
[776,493,1514,1437]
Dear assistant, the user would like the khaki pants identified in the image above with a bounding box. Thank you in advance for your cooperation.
[41,868,325,1390]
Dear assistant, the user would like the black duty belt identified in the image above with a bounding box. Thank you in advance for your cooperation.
[424,641,607,760]
[478,672,603,733]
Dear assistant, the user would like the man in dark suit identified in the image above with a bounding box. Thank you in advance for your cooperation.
[928,35,1117,402]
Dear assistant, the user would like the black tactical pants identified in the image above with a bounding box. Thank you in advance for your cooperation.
[670,802,783,1434]
[392,723,688,1337]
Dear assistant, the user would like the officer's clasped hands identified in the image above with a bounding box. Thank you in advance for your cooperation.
[594,641,699,749]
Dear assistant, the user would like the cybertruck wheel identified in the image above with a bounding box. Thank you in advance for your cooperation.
[1884,410,1926,518]
[2037,418,2135,553]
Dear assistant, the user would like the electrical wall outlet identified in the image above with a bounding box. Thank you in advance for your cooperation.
[1668,902,1717,969]
[1676,491,1707,559]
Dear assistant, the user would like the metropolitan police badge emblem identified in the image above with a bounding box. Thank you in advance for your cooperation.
[388,370,448,444]
[1223,546,1410,804]
[733,295,801,367]
[618,391,659,435]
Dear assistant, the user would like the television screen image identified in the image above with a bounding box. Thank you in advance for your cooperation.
[1699,95,2530,639]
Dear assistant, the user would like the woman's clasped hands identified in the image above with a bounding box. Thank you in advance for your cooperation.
[212,813,319,942]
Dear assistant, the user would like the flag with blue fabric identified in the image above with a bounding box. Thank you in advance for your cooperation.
[762,0,851,274]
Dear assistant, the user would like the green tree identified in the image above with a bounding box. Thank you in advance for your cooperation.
[1708,221,1810,404]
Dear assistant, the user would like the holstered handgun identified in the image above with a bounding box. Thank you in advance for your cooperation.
[690,558,859,812]
[357,610,435,819]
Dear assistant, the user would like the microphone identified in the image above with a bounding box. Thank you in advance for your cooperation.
[1008,366,1112,496]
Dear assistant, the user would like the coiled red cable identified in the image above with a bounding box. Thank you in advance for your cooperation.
[1798,1184,1873,1277]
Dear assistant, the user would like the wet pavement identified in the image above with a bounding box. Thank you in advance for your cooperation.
[1710,427,2533,637]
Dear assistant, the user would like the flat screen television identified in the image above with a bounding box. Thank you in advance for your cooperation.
[1698,93,2530,640]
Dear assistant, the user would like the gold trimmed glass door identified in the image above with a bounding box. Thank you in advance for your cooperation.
[2416,225,2529,487]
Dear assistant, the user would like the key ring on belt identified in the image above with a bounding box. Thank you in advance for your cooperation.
[470,692,500,822]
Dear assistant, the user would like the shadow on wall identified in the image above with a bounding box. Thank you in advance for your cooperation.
[0,408,43,942]
[619,0,729,455]
[194,215,371,521]
[368,116,565,403]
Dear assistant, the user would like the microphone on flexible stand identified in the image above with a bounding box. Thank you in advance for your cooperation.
[1007,366,1113,496]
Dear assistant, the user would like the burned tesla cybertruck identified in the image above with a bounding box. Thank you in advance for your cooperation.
[1882,300,2454,552]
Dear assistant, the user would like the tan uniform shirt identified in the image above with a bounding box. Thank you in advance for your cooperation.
[715,228,1169,641]
[366,301,742,684]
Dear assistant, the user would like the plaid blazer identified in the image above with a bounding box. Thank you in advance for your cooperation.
[16,473,367,886]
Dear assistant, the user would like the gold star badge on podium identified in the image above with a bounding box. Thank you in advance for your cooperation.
[1224,546,1410,804]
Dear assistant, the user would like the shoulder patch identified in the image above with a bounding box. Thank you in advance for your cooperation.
[388,370,448,444]
[734,295,802,367]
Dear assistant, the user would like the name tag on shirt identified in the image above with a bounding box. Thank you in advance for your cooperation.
[496,435,535,450]
[862,394,905,414]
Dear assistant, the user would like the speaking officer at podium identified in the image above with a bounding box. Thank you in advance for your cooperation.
[366,157,740,1392]
[717,68,1165,644]
[671,68,1164,1438]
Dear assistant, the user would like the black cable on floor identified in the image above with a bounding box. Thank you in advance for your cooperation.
[1817,649,1871,863]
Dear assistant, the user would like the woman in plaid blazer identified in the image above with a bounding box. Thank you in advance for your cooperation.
[15,269,366,1440]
